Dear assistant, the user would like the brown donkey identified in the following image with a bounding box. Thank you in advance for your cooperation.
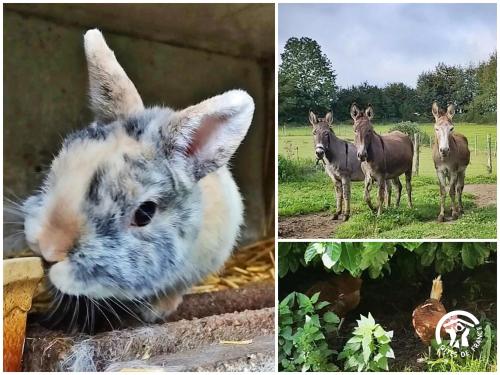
[431,102,470,221]
[310,111,365,221]
[351,104,413,216]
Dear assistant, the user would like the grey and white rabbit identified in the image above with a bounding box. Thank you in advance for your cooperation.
[22,29,254,322]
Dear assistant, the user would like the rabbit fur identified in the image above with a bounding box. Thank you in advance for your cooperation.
[22,29,254,322]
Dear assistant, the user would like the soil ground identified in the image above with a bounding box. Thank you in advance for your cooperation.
[463,184,496,208]
[278,184,497,239]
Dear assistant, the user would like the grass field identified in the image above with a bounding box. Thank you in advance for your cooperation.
[279,123,497,177]
[278,122,496,239]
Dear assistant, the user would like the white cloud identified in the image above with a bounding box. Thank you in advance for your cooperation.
[279,3,496,88]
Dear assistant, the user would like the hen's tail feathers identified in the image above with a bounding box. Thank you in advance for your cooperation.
[430,275,443,301]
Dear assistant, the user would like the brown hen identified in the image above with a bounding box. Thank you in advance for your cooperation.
[412,275,447,345]
[306,273,362,317]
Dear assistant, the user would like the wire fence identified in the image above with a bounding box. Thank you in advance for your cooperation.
[280,124,497,177]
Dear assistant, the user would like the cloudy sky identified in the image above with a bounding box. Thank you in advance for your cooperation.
[279,3,496,88]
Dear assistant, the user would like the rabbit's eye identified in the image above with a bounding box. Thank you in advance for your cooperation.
[133,201,157,227]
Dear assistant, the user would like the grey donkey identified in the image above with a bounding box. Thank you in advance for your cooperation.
[309,111,364,221]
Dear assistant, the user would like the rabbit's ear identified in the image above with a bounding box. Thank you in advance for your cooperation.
[168,90,254,180]
[84,29,144,123]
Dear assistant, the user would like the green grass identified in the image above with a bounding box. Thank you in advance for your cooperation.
[279,123,497,177]
[278,168,496,238]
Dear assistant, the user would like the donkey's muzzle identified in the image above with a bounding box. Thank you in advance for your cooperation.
[315,147,325,159]
[357,151,367,161]
[439,147,450,157]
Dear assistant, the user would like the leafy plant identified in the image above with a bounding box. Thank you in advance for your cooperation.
[426,320,497,372]
[278,242,308,278]
[280,242,496,279]
[338,313,395,371]
[304,242,395,278]
[279,292,340,371]
[389,121,431,145]
[278,154,317,183]
[411,242,495,273]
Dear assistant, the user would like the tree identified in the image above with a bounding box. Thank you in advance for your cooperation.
[465,53,496,123]
[333,82,384,122]
[382,83,418,122]
[415,63,476,120]
[278,37,337,124]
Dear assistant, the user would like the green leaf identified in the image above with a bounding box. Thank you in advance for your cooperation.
[417,243,437,266]
[320,243,342,269]
[323,311,340,324]
[400,242,423,251]
[296,293,311,308]
[339,244,363,276]
[362,334,372,363]
[304,243,324,263]
[309,292,320,304]
[378,356,388,370]
[461,242,490,269]
[315,301,330,310]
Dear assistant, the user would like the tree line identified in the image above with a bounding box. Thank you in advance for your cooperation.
[279,37,496,125]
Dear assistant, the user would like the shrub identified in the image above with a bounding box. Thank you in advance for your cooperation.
[389,121,431,145]
[278,154,318,183]
[338,313,395,371]
[279,292,340,372]
[279,242,496,278]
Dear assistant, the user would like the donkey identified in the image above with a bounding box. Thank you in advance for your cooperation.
[431,102,470,221]
[309,111,364,221]
[351,104,413,216]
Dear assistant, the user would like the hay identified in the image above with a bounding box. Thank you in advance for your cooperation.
[187,238,275,295]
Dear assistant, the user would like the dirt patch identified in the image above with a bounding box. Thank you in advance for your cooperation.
[464,183,496,208]
[278,212,341,239]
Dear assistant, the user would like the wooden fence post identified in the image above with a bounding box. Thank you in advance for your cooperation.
[413,133,419,176]
[487,134,492,174]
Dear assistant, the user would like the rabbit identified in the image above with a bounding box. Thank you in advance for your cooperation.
[22,29,254,323]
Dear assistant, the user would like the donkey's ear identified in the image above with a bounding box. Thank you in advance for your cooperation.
[350,103,360,121]
[325,112,333,125]
[166,90,254,180]
[432,102,440,120]
[365,105,374,120]
[84,29,144,123]
[309,111,318,126]
[446,104,455,120]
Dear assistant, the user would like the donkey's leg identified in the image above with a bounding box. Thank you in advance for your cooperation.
[405,171,413,208]
[385,179,392,207]
[364,175,375,212]
[393,178,402,207]
[341,176,351,221]
[449,172,459,220]
[377,178,386,216]
[332,178,343,220]
[456,170,465,215]
[436,170,447,222]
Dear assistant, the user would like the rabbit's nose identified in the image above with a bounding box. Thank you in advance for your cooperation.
[37,223,79,263]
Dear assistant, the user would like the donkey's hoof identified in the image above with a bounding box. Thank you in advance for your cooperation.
[332,213,340,220]
[437,214,445,222]
[342,214,350,222]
